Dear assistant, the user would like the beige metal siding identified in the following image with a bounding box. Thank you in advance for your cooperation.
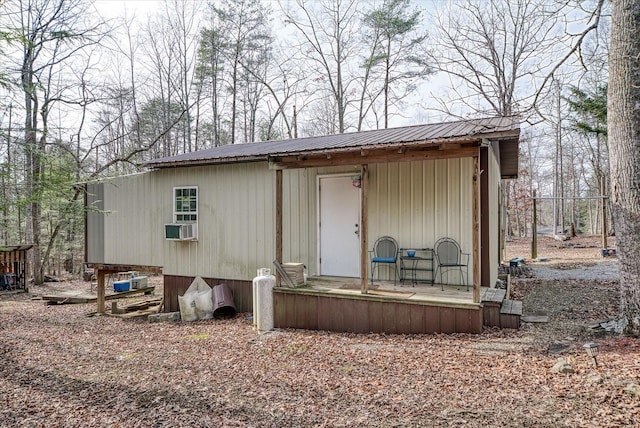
[99,164,276,279]
[86,183,105,263]
[368,159,474,283]
[489,150,501,287]
[94,159,476,283]
[282,160,474,282]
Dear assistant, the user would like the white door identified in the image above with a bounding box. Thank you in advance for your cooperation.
[319,175,360,277]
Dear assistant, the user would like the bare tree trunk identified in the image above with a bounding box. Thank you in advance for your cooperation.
[608,0,640,335]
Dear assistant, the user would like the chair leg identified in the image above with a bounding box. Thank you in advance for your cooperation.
[394,264,400,286]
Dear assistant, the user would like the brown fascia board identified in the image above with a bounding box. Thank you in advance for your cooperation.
[148,129,520,170]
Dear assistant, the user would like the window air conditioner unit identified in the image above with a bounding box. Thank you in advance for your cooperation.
[165,223,198,241]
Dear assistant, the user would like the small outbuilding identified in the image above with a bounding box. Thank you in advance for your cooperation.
[0,245,32,290]
[85,116,520,333]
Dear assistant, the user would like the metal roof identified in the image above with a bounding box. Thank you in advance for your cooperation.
[146,116,519,169]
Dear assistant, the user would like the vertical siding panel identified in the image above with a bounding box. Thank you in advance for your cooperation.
[369,300,383,333]
[352,299,370,333]
[317,297,332,331]
[398,162,411,246]
[424,306,440,333]
[342,298,356,332]
[396,303,411,334]
[440,307,455,333]
[368,164,379,242]
[274,292,285,327]
[448,158,461,240]
[382,302,397,334]
[434,160,448,241]
[298,170,310,267]
[409,304,425,334]
[489,151,500,287]
[454,308,470,333]
[410,162,424,247]
[423,160,435,246]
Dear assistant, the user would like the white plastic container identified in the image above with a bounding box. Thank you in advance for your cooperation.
[252,268,276,333]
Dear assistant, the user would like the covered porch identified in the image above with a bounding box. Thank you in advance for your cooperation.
[273,276,519,334]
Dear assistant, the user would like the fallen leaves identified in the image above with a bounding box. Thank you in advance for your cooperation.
[0,238,638,426]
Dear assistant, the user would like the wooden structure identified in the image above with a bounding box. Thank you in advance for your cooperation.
[0,245,32,290]
[86,117,521,333]
[87,264,162,314]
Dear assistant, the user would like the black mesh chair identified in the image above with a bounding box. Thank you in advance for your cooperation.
[370,236,400,285]
[434,237,470,291]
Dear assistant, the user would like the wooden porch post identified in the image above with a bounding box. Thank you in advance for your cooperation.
[360,164,369,293]
[276,169,283,285]
[472,155,480,303]
[97,269,106,314]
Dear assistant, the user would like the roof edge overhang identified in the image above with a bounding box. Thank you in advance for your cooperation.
[146,128,521,170]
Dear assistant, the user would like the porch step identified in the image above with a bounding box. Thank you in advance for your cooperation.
[482,288,506,303]
[481,288,507,328]
[500,299,523,329]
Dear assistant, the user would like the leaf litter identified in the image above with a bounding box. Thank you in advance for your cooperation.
[0,235,638,427]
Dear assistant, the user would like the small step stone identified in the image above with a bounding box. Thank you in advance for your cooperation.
[148,312,181,322]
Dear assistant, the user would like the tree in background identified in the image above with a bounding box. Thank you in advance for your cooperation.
[565,84,610,235]
[430,0,566,118]
[7,0,104,283]
[206,0,272,144]
[361,0,432,128]
[607,0,640,335]
[197,24,227,147]
[282,0,360,134]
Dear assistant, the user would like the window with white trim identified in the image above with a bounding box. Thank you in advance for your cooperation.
[174,187,198,223]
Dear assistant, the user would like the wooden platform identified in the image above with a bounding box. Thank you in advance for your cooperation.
[480,288,522,329]
[40,286,155,304]
[500,299,523,329]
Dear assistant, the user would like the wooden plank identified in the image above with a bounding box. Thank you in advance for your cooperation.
[42,287,156,304]
[108,304,162,319]
[381,302,397,334]
[439,307,455,334]
[272,146,479,169]
[483,302,501,327]
[423,305,440,333]
[368,300,383,333]
[500,299,523,315]
[481,288,506,303]
[342,298,356,332]
[317,297,333,331]
[454,308,470,333]
[470,308,484,333]
[273,292,285,327]
[352,299,370,333]
[409,304,425,334]
[396,303,411,334]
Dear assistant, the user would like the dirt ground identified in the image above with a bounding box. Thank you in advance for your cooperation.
[0,235,638,427]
